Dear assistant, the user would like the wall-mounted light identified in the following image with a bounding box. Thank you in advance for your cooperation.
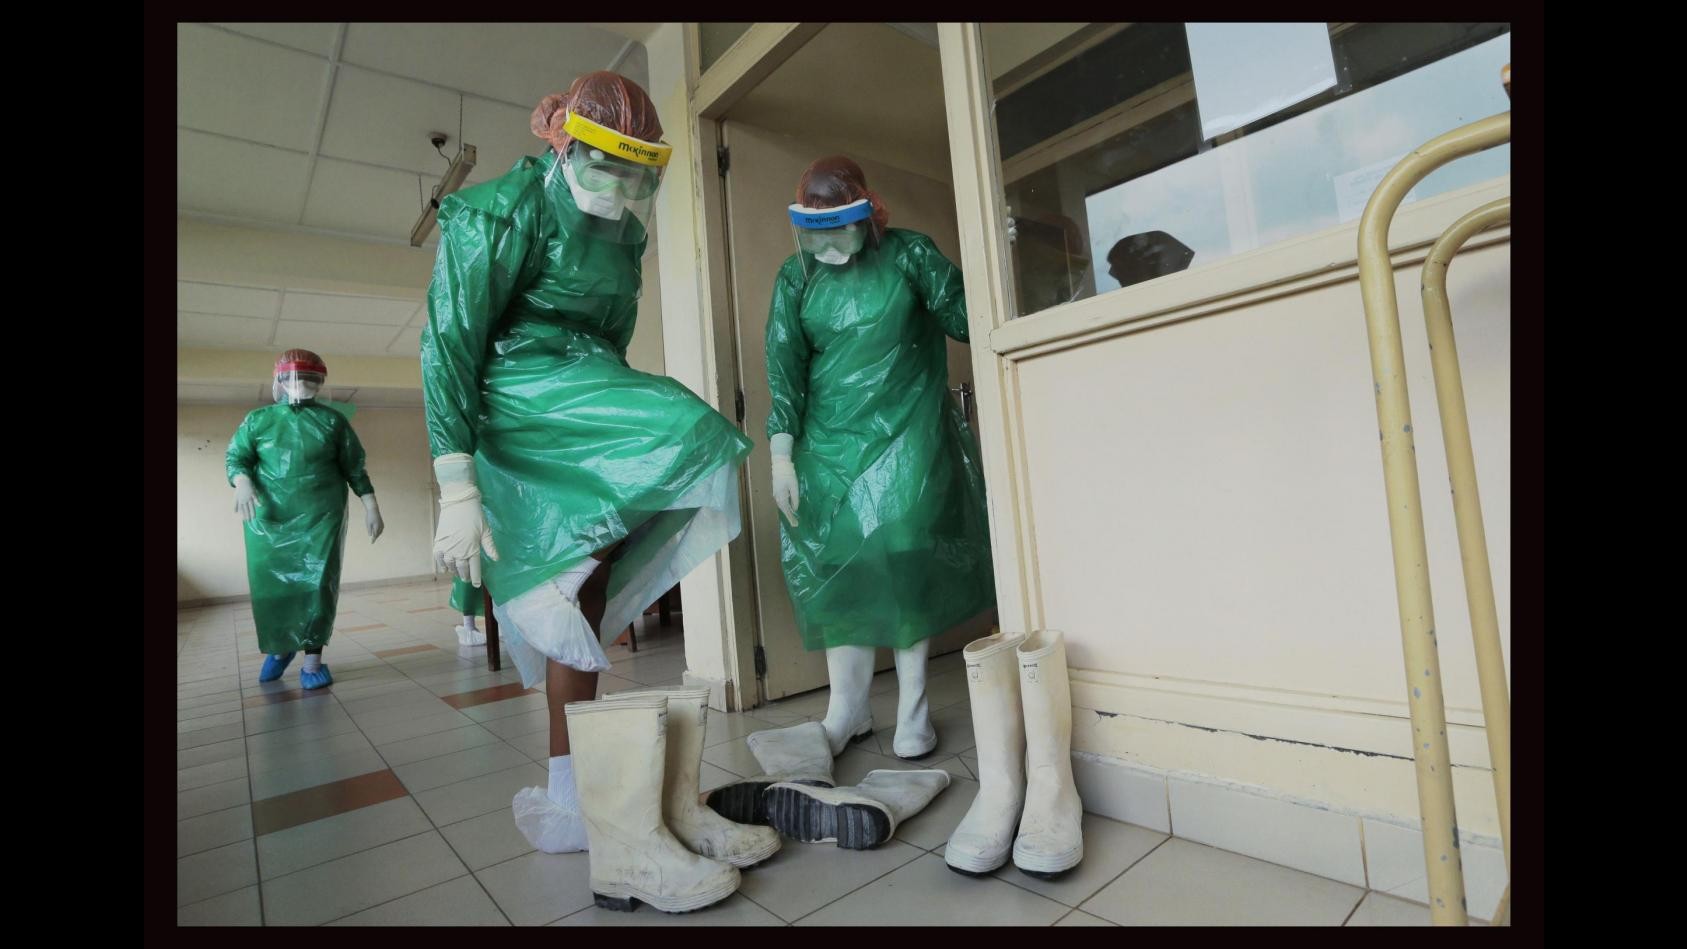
[410,132,477,247]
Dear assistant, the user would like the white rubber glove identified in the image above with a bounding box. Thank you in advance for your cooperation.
[770,433,799,527]
[360,493,384,543]
[233,475,257,521]
[433,453,499,587]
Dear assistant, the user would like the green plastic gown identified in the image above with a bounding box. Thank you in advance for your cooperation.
[421,151,751,644]
[226,401,375,655]
[449,578,485,617]
[766,227,995,651]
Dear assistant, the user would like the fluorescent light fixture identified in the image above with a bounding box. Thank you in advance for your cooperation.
[410,144,477,247]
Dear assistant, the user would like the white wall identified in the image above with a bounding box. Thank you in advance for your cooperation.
[1010,232,1511,837]
[178,404,437,604]
[626,251,666,374]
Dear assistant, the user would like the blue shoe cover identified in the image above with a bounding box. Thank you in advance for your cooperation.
[259,652,297,683]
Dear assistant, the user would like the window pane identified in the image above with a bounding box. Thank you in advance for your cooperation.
[987,24,1512,319]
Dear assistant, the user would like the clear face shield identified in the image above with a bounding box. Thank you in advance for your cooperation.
[789,199,873,279]
[273,368,326,405]
[544,111,671,244]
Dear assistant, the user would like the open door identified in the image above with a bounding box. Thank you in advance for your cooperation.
[712,23,997,703]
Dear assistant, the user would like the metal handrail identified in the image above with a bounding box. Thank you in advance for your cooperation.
[1355,73,1511,925]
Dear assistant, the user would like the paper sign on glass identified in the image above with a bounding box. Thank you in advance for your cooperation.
[1186,23,1339,141]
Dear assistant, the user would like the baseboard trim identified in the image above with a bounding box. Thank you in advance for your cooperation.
[1073,749,1505,918]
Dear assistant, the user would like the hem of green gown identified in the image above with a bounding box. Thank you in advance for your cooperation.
[486,455,744,654]
[256,634,334,654]
[793,601,997,653]
[479,410,750,606]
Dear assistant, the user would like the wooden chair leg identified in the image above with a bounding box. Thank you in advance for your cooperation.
[483,588,501,672]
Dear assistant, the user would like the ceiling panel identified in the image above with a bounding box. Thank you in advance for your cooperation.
[179,312,276,347]
[213,22,342,57]
[178,129,312,223]
[273,320,406,355]
[318,65,465,175]
[387,326,424,356]
[180,21,641,245]
[300,157,428,239]
[178,281,281,318]
[178,23,331,151]
[280,291,419,326]
[460,96,545,186]
[339,23,631,108]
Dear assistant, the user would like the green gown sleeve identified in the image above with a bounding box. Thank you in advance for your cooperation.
[899,231,970,344]
[765,258,812,440]
[336,416,376,497]
[226,414,258,486]
[420,190,544,458]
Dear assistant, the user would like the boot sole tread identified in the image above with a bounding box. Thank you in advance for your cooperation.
[764,786,892,850]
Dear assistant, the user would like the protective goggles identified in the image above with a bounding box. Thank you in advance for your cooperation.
[789,199,872,273]
[563,111,669,200]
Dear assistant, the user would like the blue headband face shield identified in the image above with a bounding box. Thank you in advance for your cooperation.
[789,199,872,277]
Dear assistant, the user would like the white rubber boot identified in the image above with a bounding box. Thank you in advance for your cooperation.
[703,720,836,826]
[648,688,782,869]
[892,638,937,758]
[565,693,741,914]
[1012,631,1084,879]
[764,769,952,850]
[818,645,878,755]
[945,631,1027,875]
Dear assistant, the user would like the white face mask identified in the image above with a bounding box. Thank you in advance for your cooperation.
[815,247,851,265]
[562,156,627,221]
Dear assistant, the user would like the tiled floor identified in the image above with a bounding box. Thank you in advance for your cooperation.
[178,579,1458,926]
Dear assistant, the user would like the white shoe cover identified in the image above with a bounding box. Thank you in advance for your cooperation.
[512,785,589,853]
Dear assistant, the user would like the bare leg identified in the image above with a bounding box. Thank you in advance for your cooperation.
[545,543,622,756]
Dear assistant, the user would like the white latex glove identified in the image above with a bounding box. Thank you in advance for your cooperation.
[770,433,799,527]
[360,493,384,543]
[233,474,257,521]
[433,453,499,587]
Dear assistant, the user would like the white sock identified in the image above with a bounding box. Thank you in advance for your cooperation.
[462,614,477,631]
[302,653,322,673]
[551,558,601,604]
[547,755,578,808]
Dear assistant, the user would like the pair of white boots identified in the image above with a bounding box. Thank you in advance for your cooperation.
[811,640,940,759]
[552,689,783,913]
[945,630,1085,879]
[706,719,953,850]
[703,640,951,849]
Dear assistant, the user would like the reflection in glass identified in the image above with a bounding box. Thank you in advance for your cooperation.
[989,23,1512,317]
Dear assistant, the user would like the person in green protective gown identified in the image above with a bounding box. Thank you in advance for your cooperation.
[420,72,752,855]
[759,156,997,771]
[228,349,385,691]
[449,577,486,647]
